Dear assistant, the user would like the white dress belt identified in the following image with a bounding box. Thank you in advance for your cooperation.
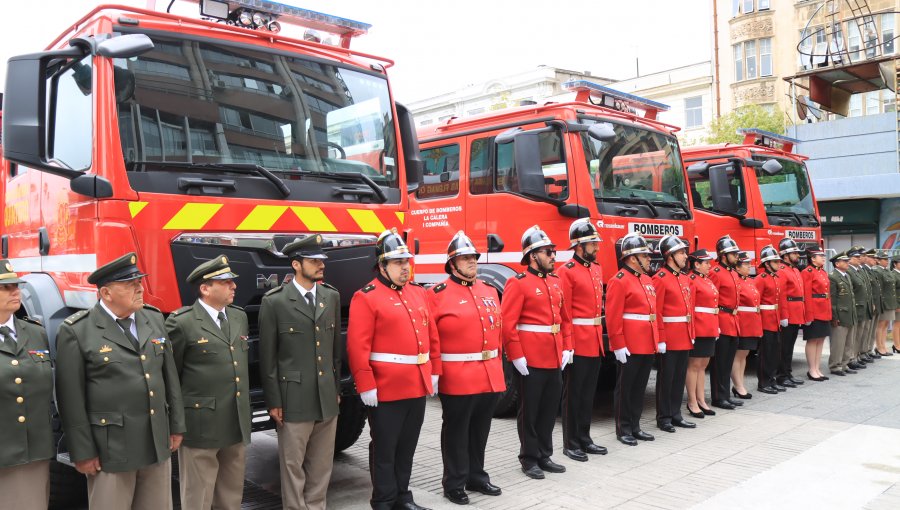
[737,306,759,313]
[516,324,561,333]
[694,306,719,314]
[572,317,602,326]
[370,352,429,365]
[662,315,690,323]
[441,349,499,362]
[622,313,656,322]
[759,304,778,311]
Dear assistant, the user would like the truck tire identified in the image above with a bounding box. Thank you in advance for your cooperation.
[492,358,520,417]
[49,459,87,509]
[334,396,367,453]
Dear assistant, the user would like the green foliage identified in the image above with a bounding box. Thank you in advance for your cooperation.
[706,104,785,144]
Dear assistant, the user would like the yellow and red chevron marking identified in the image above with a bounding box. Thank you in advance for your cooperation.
[124,199,405,234]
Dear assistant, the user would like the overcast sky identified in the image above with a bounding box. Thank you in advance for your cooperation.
[0,0,712,102]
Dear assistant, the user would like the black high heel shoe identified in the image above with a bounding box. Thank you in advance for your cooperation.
[731,387,752,399]
[698,403,716,416]
[807,371,827,382]
[893,346,900,354]
[686,404,705,419]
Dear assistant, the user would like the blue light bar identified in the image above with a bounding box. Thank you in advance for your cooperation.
[564,80,670,119]
[227,0,371,35]
[737,128,799,145]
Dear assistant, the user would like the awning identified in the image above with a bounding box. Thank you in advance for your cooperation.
[819,199,881,235]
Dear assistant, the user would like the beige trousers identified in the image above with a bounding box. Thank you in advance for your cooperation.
[179,442,246,510]
[828,324,850,371]
[87,458,172,510]
[0,459,50,510]
[278,417,337,510]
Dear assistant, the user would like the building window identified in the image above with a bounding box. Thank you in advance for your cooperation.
[815,26,827,45]
[848,21,862,61]
[866,92,881,115]
[884,95,896,113]
[849,94,862,117]
[758,0,770,10]
[745,40,757,79]
[743,0,754,15]
[760,38,772,76]
[884,13,895,54]
[733,0,740,17]
[865,21,879,58]
[684,96,703,128]
[734,44,743,81]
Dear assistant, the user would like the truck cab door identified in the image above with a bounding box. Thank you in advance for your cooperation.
[688,160,755,253]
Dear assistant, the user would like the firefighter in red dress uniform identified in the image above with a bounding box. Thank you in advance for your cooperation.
[776,237,806,388]
[709,235,743,410]
[754,245,788,394]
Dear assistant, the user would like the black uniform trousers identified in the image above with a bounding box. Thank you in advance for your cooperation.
[709,335,738,402]
[517,367,562,469]
[777,324,800,381]
[655,349,689,425]
[614,354,654,437]
[562,355,601,450]
[367,397,426,510]
[757,329,779,389]
[439,392,499,491]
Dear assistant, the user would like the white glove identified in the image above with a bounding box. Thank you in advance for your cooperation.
[658,342,667,354]
[512,357,529,376]
[561,349,574,370]
[804,321,812,326]
[692,338,696,345]
[360,389,378,407]
[780,319,789,328]
[431,375,439,396]
[614,347,630,364]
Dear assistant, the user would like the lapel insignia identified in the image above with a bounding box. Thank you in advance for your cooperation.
[99,345,113,353]
[319,302,324,308]
[535,288,543,296]
[151,338,166,345]
[197,338,209,344]
[460,300,468,304]
[29,349,49,357]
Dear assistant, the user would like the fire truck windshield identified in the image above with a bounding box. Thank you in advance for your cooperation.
[113,35,399,199]
[579,119,688,216]
[754,156,816,219]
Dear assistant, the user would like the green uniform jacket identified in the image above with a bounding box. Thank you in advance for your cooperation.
[864,265,884,315]
[829,271,857,327]
[167,301,251,449]
[55,304,185,473]
[875,266,898,311]
[893,268,900,309]
[0,317,54,468]
[259,282,341,422]
[848,266,874,321]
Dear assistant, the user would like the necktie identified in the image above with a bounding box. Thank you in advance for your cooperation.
[217,311,230,339]
[115,318,140,350]
[0,326,15,350]
[305,291,315,312]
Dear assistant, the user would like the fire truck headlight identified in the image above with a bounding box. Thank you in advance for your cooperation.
[238,10,253,26]
[267,21,281,33]
[252,12,267,27]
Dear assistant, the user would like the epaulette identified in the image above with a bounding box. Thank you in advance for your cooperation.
[713,267,721,272]
[64,309,90,325]
[657,271,665,278]
[761,273,768,278]
[21,316,42,326]
[361,284,376,293]
[515,273,526,279]
[549,272,559,278]
[565,261,575,269]
[407,281,424,287]
[433,283,447,293]
[319,282,338,292]
[265,285,285,296]
[806,267,813,272]
[689,274,696,280]
[170,305,192,316]
[143,304,162,313]
[226,303,244,311]
[616,272,624,279]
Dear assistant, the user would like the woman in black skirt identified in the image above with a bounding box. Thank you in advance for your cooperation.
[732,252,762,399]
[802,248,832,381]
[685,249,718,418]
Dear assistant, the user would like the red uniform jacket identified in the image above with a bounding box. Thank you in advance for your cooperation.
[754,270,788,332]
[652,266,694,351]
[501,267,573,369]
[737,275,763,338]
[802,266,832,322]
[558,255,604,357]
[778,265,806,325]
[428,276,506,395]
[606,267,660,355]
[710,265,741,337]
[689,271,719,338]
[347,276,439,402]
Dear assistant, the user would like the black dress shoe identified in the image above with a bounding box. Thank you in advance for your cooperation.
[633,430,655,441]
[583,443,608,455]
[521,465,545,479]
[658,422,676,433]
[444,489,469,505]
[538,458,566,473]
[563,448,588,462]
[870,351,882,359]
[465,482,502,496]
[618,434,637,446]
[779,379,798,388]
[773,383,787,392]
[699,405,716,415]
[844,368,858,374]
[711,399,735,410]
[860,355,872,363]
[395,502,432,510]
[848,362,865,370]
[757,386,778,394]
[673,418,697,428]
[830,370,846,376]
[732,387,752,399]
[727,398,744,406]
[856,361,869,369]
[686,405,705,419]
[788,376,804,385]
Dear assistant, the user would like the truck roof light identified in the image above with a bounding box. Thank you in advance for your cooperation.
[737,128,799,153]
[563,80,670,120]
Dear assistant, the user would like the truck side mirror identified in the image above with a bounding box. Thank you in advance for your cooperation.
[587,123,616,142]
[396,102,422,193]
[708,162,740,215]
[761,158,783,175]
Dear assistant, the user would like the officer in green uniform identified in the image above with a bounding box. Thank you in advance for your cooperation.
[259,235,341,510]
[846,247,873,370]
[873,251,896,356]
[166,255,250,510]
[862,248,884,361]
[55,252,185,510]
[827,251,857,376]
[0,260,54,510]
[891,255,900,354]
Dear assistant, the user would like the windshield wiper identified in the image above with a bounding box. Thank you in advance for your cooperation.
[599,195,659,217]
[766,210,802,226]
[296,170,387,203]
[651,199,691,218]
[127,161,290,198]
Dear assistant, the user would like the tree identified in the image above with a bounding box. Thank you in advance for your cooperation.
[705,104,785,144]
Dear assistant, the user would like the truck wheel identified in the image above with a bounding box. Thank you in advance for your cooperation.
[335,396,367,453]
[49,459,87,509]
[492,358,520,417]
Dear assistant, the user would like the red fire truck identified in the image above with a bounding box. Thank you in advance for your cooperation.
[410,81,694,414]
[683,129,822,261]
[1,1,422,504]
